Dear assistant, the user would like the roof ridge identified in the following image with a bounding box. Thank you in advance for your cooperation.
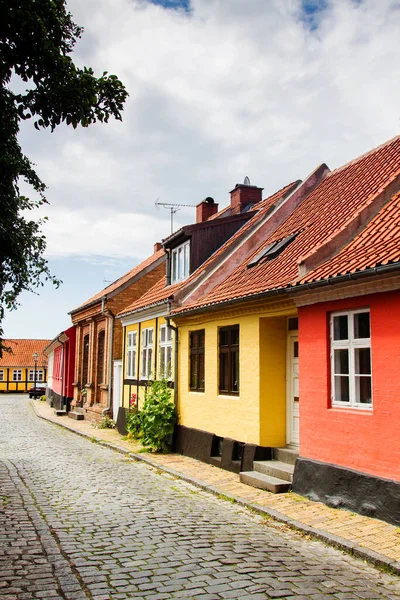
[329,134,400,176]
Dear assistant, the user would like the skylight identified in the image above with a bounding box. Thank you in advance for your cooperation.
[247,233,298,267]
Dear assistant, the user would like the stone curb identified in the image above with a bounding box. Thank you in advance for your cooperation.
[31,403,400,577]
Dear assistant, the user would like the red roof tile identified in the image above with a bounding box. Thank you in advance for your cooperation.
[174,135,400,313]
[299,190,400,283]
[71,248,165,313]
[117,181,298,318]
[0,340,50,367]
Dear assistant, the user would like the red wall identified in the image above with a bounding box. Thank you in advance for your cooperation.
[299,289,400,482]
[52,346,63,396]
[63,326,76,399]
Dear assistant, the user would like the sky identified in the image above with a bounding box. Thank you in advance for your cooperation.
[3,0,400,341]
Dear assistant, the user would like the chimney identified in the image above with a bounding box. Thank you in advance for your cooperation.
[196,197,219,223]
[230,178,263,215]
[154,242,163,253]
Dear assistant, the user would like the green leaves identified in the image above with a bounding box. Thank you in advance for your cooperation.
[0,0,127,355]
[128,380,178,453]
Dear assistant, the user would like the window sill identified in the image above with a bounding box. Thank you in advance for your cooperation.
[218,393,240,400]
[189,389,205,394]
[330,404,373,412]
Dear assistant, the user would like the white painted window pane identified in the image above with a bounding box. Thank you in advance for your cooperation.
[355,376,372,404]
[334,349,349,374]
[184,243,190,276]
[333,315,348,340]
[334,376,350,402]
[354,312,370,339]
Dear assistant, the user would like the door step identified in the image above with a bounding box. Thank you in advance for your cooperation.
[239,446,298,494]
[240,471,291,493]
[68,411,84,421]
[54,409,67,417]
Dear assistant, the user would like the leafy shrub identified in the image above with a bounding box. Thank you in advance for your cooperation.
[125,405,142,438]
[96,415,115,429]
[40,395,46,402]
[140,380,177,452]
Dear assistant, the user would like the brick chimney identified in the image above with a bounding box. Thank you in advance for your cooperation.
[196,197,219,223]
[230,180,264,215]
[154,242,163,253]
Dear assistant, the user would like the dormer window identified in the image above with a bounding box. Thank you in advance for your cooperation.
[171,241,190,283]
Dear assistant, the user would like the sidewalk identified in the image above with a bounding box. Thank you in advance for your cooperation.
[31,400,400,575]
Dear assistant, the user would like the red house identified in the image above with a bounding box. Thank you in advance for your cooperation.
[44,327,76,411]
[292,189,400,526]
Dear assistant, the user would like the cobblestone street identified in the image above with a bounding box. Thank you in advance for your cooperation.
[1,396,399,600]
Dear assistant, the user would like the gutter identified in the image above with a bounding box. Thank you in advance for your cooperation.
[291,262,400,292]
[166,300,178,408]
[101,297,114,418]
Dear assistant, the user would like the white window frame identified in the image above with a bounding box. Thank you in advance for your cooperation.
[330,309,372,409]
[126,331,137,379]
[13,370,22,382]
[159,324,173,379]
[29,370,44,382]
[141,327,153,379]
[0,370,3,382]
[171,240,190,284]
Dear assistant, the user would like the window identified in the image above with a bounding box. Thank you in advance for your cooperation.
[141,328,153,379]
[219,325,239,395]
[190,330,205,391]
[13,370,22,382]
[247,233,298,267]
[0,370,3,381]
[331,310,372,408]
[159,325,173,379]
[29,370,43,382]
[171,241,190,283]
[82,335,89,386]
[97,330,105,386]
[127,331,137,378]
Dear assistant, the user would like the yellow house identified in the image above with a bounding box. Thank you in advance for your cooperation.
[0,339,50,393]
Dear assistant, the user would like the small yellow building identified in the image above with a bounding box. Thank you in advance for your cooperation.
[0,339,50,393]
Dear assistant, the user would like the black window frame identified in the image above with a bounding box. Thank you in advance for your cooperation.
[189,329,205,392]
[219,325,239,395]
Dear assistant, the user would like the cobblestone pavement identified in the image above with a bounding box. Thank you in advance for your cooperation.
[1,396,400,600]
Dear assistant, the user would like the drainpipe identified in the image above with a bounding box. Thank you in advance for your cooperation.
[166,301,178,408]
[101,297,114,417]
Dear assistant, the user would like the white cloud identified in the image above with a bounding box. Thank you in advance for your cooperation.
[15,0,400,255]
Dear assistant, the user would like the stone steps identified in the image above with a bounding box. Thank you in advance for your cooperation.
[239,446,298,494]
[68,411,84,421]
[54,409,67,417]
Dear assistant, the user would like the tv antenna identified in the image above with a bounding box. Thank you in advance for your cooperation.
[155,199,197,233]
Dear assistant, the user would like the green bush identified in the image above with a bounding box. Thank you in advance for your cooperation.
[125,406,142,438]
[140,380,177,452]
[96,415,115,429]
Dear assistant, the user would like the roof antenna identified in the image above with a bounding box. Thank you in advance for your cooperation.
[155,198,197,233]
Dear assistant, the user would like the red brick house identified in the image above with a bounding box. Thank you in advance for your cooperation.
[69,247,165,422]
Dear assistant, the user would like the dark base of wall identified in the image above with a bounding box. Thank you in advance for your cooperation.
[293,457,400,527]
[173,425,271,473]
[45,390,72,412]
[116,407,127,436]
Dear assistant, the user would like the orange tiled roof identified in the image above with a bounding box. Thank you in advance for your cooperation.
[118,181,297,318]
[298,190,400,284]
[0,340,50,367]
[71,248,165,313]
[173,135,400,313]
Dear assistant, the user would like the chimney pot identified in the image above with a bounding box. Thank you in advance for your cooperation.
[154,242,163,253]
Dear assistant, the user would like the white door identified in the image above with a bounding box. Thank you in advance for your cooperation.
[113,360,123,422]
[286,334,299,446]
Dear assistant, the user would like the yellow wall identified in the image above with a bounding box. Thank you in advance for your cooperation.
[0,368,42,392]
[259,316,287,446]
[122,315,173,410]
[176,299,296,446]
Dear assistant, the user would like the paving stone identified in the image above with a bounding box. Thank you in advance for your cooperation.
[1,396,400,600]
